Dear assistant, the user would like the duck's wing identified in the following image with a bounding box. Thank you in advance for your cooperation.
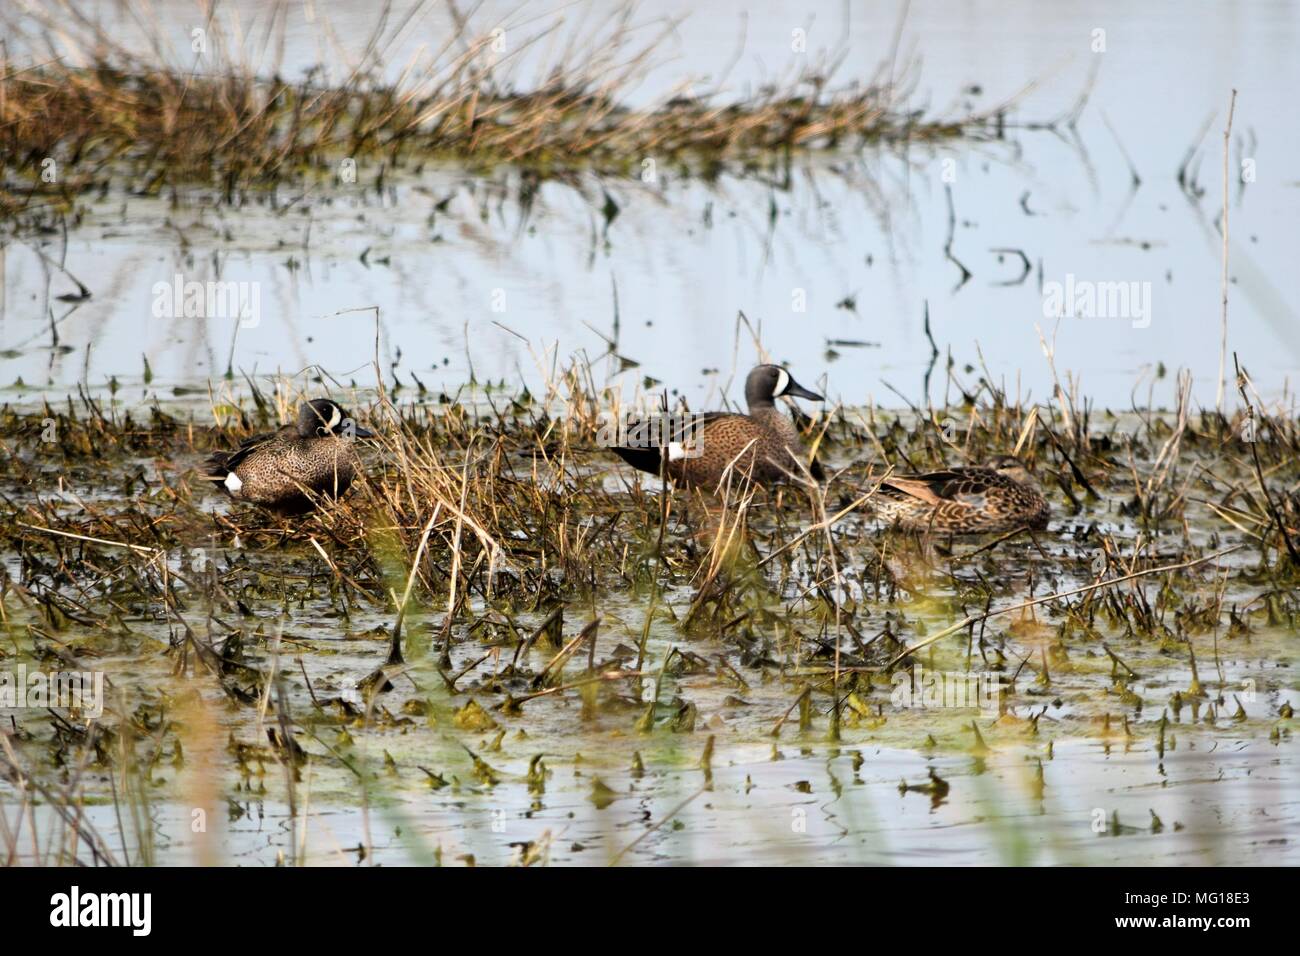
[201,427,290,479]
[882,468,1000,505]
[616,411,731,442]
[611,411,823,483]
[935,468,1008,502]
[881,470,959,503]
[609,411,732,473]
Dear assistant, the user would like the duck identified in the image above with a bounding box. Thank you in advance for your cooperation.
[608,365,825,489]
[202,399,374,515]
[872,455,1049,534]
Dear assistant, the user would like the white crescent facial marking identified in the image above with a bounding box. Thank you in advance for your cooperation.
[224,472,244,493]
[326,404,342,431]
[667,441,687,462]
[773,368,790,398]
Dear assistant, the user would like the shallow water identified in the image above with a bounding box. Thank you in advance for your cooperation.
[16,736,1296,866]
[1,401,1296,866]
[1,0,1298,408]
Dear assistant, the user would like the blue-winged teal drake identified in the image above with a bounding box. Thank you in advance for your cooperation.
[873,455,1049,534]
[610,365,825,489]
[202,399,374,515]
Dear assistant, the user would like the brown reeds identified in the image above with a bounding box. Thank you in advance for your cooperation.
[2,335,1298,865]
[0,0,998,221]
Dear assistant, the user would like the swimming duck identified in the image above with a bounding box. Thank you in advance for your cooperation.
[202,399,374,515]
[873,455,1049,534]
[609,365,825,489]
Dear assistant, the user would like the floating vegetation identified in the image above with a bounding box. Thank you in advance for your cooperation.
[0,347,1296,865]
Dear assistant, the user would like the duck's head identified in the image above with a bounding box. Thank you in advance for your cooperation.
[987,454,1034,485]
[297,399,375,439]
[745,364,824,408]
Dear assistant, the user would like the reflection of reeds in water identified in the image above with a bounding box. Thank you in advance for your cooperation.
[0,0,997,219]
[1,688,156,865]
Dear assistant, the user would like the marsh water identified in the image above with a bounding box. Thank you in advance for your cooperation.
[2,0,1299,867]
[3,397,1297,867]
[3,0,1299,407]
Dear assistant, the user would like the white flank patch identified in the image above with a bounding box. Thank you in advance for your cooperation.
[773,368,790,397]
[667,441,687,461]
[224,472,244,493]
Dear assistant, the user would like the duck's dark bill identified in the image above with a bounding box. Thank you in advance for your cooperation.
[785,380,823,401]
[352,425,376,438]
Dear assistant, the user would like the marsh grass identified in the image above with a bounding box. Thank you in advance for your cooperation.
[1,1,1291,868]
[0,0,1001,223]
[0,343,1297,864]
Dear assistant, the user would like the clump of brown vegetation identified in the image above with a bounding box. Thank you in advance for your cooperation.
[1,347,1297,864]
[0,0,1001,220]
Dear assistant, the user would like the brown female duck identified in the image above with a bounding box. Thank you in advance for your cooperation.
[874,455,1049,534]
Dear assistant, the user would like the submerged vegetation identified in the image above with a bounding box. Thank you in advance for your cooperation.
[0,0,1001,222]
[0,348,1296,864]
